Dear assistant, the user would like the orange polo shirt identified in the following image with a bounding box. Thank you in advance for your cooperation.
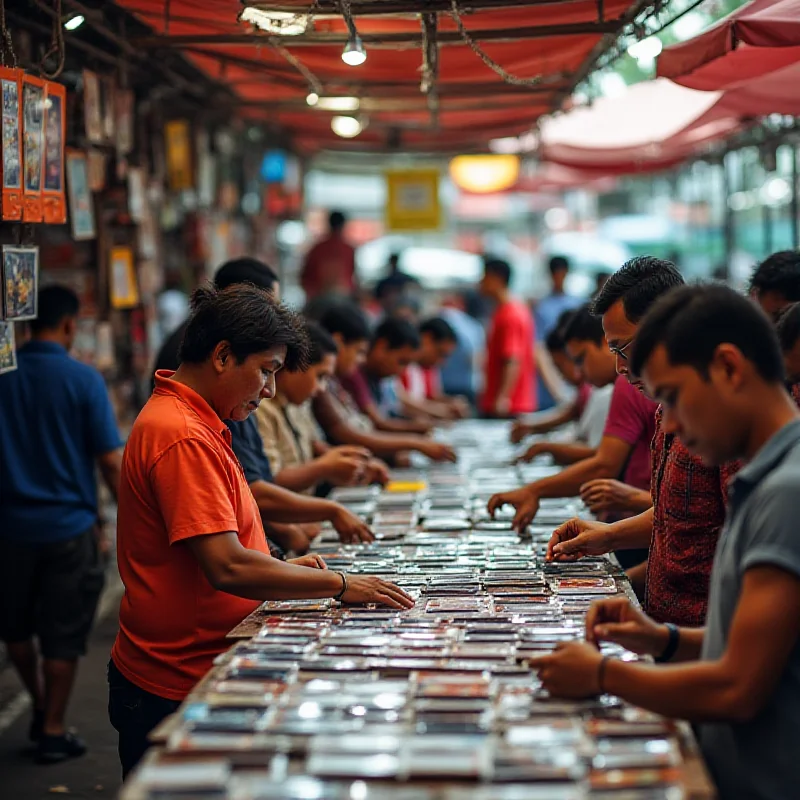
[111,371,269,700]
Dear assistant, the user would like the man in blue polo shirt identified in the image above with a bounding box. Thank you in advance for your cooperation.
[0,285,123,764]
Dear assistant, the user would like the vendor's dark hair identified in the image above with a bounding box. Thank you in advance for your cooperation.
[306,320,338,365]
[372,317,420,350]
[179,284,310,370]
[320,302,371,343]
[420,317,457,343]
[592,256,683,322]
[30,285,79,333]
[562,304,604,346]
[630,284,784,383]
[214,257,278,292]
[749,250,800,301]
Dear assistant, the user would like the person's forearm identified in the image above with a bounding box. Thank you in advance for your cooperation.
[273,460,329,493]
[526,453,623,502]
[625,560,648,598]
[250,480,337,524]
[216,548,343,601]
[401,396,451,421]
[626,488,654,513]
[100,463,121,503]
[605,507,654,550]
[312,440,330,457]
[602,654,743,722]
[544,442,596,465]
[329,420,427,459]
[374,415,430,434]
[497,358,520,403]
[263,522,309,554]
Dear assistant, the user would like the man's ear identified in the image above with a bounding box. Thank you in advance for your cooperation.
[211,341,232,374]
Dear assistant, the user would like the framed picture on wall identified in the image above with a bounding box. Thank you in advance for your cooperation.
[42,81,66,224]
[116,88,134,155]
[2,245,39,321]
[164,119,193,191]
[109,245,139,309]
[22,74,45,222]
[83,70,102,143]
[0,321,16,374]
[0,66,23,220]
[66,150,96,240]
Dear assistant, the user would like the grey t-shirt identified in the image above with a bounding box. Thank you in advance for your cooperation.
[700,419,800,800]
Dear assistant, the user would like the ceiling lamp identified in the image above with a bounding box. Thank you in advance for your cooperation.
[331,115,363,138]
[342,34,366,66]
[306,92,319,106]
[317,96,360,112]
[239,8,309,36]
[64,13,85,31]
[449,155,521,194]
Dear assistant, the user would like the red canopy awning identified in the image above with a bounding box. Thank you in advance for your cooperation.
[113,0,656,152]
[656,0,800,90]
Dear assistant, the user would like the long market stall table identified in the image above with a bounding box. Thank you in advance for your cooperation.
[120,421,716,799]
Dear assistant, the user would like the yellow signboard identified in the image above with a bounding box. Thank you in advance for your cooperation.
[385,169,441,231]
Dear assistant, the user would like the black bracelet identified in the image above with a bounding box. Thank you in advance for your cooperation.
[655,623,680,663]
[333,571,348,602]
[597,655,610,695]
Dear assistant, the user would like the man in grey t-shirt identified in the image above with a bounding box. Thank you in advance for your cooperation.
[528,285,800,800]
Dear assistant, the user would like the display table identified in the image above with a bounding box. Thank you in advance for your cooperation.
[121,421,716,799]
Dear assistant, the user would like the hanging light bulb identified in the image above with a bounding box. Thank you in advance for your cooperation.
[331,116,363,138]
[306,92,319,106]
[64,13,85,30]
[342,34,366,66]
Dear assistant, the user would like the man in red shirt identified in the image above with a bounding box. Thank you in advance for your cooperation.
[109,285,413,778]
[301,210,357,301]
[479,258,536,417]
[539,257,738,627]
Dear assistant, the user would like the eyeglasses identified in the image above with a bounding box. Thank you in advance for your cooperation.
[609,339,634,361]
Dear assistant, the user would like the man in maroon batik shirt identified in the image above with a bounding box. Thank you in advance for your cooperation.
[301,211,356,301]
[499,257,736,628]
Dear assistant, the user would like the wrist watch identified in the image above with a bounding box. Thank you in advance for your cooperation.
[655,622,680,663]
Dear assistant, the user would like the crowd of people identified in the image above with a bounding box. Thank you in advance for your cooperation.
[3,229,800,797]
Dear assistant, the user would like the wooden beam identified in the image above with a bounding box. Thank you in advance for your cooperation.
[135,20,622,48]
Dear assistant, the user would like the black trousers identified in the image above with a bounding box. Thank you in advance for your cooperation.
[107,659,181,780]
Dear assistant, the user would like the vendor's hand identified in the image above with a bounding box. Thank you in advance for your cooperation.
[516,442,551,464]
[585,597,669,657]
[342,575,416,610]
[449,397,470,420]
[531,642,604,698]
[487,487,540,532]
[546,518,612,562]
[364,457,390,486]
[331,506,374,544]
[288,553,327,569]
[509,421,532,444]
[419,441,457,463]
[580,478,647,514]
[319,446,369,484]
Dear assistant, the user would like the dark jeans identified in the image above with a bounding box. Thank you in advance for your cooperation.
[107,659,181,780]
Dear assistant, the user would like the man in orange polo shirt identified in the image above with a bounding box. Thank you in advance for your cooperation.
[108,284,413,778]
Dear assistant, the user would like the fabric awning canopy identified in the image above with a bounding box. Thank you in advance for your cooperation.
[113,0,657,152]
[656,0,800,90]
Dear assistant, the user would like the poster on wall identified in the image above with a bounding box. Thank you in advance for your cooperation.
[22,74,46,222]
[2,245,39,321]
[164,119,193,191]
[109,245,139,309]
[101,76,116,142]
[127,166,145,223]
[0,321,16,374]
[83,70,102,143]
[42,81,66,224]
[0,67,23,221]
[116,89,134,155]
[87,148,107,192]
[66,150,96,240]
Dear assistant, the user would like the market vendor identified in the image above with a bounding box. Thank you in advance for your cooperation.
[108,284,414,779]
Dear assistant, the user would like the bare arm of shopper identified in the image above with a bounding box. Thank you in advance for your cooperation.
[534,566,800,721]
[516,441,597,466]
[186,531,414,608]
[96,447,123,502]
[488,435,634,531]
[273,446,369,493]
[580,478,653,514]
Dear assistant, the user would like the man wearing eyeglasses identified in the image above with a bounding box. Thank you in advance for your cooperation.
[537,257,738,628]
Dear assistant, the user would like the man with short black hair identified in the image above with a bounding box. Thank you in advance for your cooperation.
[0,285,123,764]
[399,317,467,421]
[479,258,536,417]
[533,284,800,800]
[749,250,800,320]
[533,257,739,627]
[343,317,430,434]
[776,302,800,390]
